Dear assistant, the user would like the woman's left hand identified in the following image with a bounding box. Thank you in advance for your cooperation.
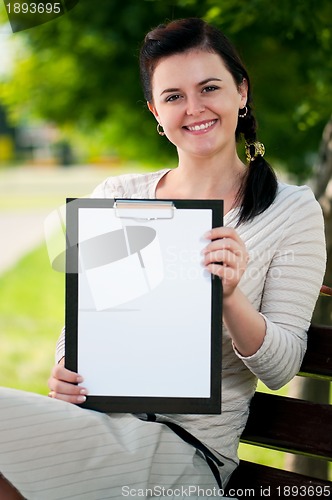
[203,227,249,298]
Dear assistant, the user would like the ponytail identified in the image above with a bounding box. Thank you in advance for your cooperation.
[236,105,278,225]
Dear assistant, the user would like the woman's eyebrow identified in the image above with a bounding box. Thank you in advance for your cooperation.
[160,77,222,96]
[160,87,180,96]
[199,77,222,86]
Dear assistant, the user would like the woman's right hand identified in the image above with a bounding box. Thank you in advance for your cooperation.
[48,358,88,404]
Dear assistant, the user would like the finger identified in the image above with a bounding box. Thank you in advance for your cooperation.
[203,233,247,262]
[203,249,237,267]
[204,243,249,265]
[48,364,87,397]
[203,237,240,255]
[205,262,224,280]
[48,376,88,395]
[48,391,87,405]
[206,262,242,282]
[50,363,84,384]
[205,227,243,245]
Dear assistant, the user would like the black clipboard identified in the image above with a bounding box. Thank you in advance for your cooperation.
[65,198,223,414]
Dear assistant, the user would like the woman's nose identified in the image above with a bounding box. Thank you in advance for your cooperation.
[186,96,205,116]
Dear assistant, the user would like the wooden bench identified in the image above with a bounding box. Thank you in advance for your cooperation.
[225,323,332,499]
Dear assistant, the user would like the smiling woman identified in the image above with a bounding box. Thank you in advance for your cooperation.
[0,17,326,500]
[140,19,277,220]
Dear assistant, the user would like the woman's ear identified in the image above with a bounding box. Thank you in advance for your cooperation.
[147,101,159,121]
[239,79,248,107]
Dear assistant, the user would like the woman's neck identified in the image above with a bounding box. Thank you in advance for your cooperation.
[156,151,246,207]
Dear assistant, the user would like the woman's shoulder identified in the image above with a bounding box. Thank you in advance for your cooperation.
[90,168,170,199]
[270,181,321,216]
[230,181,323,232]
[275,181,316,204]
[257,181,324,235]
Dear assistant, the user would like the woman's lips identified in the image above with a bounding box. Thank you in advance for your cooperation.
[183,119,218,133]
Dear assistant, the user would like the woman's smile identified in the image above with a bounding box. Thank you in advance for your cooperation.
[183,119,218,134]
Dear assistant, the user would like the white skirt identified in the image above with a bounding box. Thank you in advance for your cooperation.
[0,388,236,500]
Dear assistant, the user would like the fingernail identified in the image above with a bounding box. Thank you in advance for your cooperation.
[77,375,84,383]
[204,231,211,239]
[77,395,86,403]
[80,388,88,395]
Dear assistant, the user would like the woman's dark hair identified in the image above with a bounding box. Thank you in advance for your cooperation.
[139,18,277,224]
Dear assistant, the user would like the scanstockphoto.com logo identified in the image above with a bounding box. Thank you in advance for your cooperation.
[3,0,79,32]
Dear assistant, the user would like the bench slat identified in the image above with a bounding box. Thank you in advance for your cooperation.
[242,392,332,460]
[299,324,332,380]
[226,460,332,500]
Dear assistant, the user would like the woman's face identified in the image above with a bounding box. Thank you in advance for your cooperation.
[148,49,247,160]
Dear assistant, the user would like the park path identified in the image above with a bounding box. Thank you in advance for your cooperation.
[0,210,50,275]
[0,164,129,275]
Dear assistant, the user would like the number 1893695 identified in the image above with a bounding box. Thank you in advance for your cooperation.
[276,485,331,497]
[6,2,62,14]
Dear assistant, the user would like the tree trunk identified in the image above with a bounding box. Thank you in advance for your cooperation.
[285,116,332,478]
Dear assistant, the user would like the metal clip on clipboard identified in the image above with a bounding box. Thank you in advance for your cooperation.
[114,200,175,220]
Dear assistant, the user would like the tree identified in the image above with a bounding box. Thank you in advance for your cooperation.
[1,0,332,171]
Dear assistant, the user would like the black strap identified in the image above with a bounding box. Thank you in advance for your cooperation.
[146,415,223,489]
[205,455,223,489]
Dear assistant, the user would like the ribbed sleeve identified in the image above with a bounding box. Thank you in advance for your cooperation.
[55,327,65,364]
[233,184,326,389]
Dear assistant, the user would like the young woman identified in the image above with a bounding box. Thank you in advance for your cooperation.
[0,18,326,500]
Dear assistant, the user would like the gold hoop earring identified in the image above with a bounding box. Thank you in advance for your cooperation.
[238,106,248,118]
[157,123,165,136]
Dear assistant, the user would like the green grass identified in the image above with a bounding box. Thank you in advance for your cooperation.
[0,243,65,394]
[0,195,66,210]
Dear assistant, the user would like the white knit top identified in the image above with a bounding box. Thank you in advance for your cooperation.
[57,168,326,483]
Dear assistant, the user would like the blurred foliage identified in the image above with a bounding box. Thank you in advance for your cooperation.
[0,0,332,177]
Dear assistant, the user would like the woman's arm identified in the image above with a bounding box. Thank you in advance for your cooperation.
[204,189,326,389]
